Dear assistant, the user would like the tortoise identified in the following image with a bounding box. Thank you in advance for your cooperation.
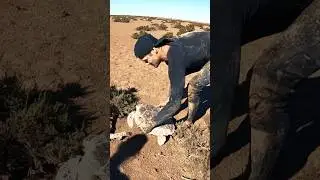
[127,103,175,145]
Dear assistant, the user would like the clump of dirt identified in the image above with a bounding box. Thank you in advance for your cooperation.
[173,122,210,179]
[0,74,93,179]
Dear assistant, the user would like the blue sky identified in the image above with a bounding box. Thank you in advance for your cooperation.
[110,0,210,24]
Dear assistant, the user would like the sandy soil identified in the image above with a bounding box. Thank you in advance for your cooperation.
[0,0,106,130]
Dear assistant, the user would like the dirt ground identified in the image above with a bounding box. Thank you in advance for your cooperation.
[110,16,210,180]
[0,0,106,132]
[0,1,107,178]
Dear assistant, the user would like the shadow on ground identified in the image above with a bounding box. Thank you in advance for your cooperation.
[110,134,148,180]
[0,74,97,179]
[212,71,320,179]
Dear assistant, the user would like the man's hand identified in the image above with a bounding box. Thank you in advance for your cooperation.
[141,117,175,134]
[157,97,169,108]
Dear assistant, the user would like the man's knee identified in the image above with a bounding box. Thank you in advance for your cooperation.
[188,76,202,103]
[249,66,290,133]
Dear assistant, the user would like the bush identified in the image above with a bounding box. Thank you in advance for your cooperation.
[192,23,204,29]
[112,16,131,23]
[131,31,147,39]
[146,17,154,21]
[172,22,184,29]
[158,23,168,30]
[0,74,93,179]
[110,85,139,118]
[136,25,156,31]
[162,32,174,38]
[176,24,195,36]
[151,23,168,31]
[185,24,195,32]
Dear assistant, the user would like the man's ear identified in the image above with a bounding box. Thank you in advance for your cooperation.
[142,56,148,61]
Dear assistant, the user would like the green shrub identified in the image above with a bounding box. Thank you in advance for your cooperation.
[185,24,195,32]
[172,22,184,29]
[136,25,156,31]
[131,31,147,39]
[112,16,131,23]
[110,85,139,118]
[158,23,168,30]
[0,74,92,179]
[162,32,174,38]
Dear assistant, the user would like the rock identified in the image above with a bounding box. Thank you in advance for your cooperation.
[157,136,167,146]
[127,111,136,128]
[149,124,175,136]
[55,132,108,180]
[110,132,131,140]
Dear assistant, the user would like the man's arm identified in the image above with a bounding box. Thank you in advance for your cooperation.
[154,45,186,127]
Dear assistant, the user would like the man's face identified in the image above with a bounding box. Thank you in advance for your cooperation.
[141,48,162,68]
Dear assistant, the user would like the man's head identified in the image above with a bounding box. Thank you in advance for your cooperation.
[134,33,171,68]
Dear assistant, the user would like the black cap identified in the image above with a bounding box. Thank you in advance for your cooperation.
[134,34,170,59]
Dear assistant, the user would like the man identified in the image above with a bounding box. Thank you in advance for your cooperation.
[133,31,210,132]
[212,0,320,179]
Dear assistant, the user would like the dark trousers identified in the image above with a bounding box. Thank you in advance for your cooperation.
[211,0,320,179]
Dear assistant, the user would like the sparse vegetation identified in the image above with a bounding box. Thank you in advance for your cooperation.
[203,27,210,31]
[172,22,184,29]
[136,25,156,31]
[146,17,154,21]
[192,22,204,29]
[176,24,195,36]
[162,32,174,38]
[0,74,93,179]
[131,31,148,39]
[110,85,139,118]
[112,16,131,23]
[151,23,168,31]
[185,24,195,32]
[158,23,168,30]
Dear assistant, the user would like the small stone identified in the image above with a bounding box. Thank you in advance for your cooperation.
[149,124,175,136]
[157,136,167,146]
[127,111,136,128]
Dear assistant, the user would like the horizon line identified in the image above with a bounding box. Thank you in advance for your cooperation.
[110,14,210,25]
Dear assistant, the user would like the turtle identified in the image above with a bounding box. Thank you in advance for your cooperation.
[127,103,175,145]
